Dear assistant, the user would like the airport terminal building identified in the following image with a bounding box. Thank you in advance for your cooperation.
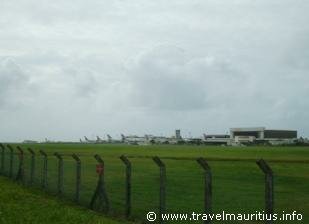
[230,127,297,144]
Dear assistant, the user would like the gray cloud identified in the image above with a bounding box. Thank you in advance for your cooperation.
[126,45,206,110]
[125,45,254,111]
[0,0,309,141]
[0,58,33,108]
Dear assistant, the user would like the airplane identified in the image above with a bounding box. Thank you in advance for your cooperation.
[121,134,126,143]
[84,136,97,144]
[107,134,112,143]
[96,136,105,143]
[202,133,230,145]
[44,138,59,143]
[121,134,148,145]
[45,138,52,143]
[121,133,179,145]
[146,135,172,144]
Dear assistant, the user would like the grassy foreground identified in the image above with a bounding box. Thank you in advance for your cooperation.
[2,144,309,223]
[0,176,132,224]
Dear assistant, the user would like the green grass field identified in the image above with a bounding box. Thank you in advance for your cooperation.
[0,175,132,224]
[1,144,309,223]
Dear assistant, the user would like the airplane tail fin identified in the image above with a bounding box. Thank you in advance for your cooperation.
[203,133,207,140]
[107,134,112,142]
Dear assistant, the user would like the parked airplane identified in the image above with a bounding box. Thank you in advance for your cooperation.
[107,134,112,143]
[83,136,97,144]
[121,134,148,145]
[121,134,126,143]
[202,133,230,145]
[121,133,181,145]
[96,136,106,143]
[45,138,54,143]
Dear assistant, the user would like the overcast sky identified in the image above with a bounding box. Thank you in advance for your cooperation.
[1,0,309,141]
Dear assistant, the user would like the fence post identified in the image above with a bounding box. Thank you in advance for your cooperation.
[54,153,64,196]
[16,146,25,183]
[72,154,81,203]
[90,154,109,213]
[7,145,14,178]
[153,156,166,224]
[0,143,5,174]
[39,150,48,189]
[27,148,35,185]
[257,159,274,224]
[197,157,212,224]
[120,155,132,219]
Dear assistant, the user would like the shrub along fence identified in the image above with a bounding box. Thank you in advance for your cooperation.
[0,143,275,224]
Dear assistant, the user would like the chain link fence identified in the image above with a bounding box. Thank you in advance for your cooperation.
[1,143,308,224]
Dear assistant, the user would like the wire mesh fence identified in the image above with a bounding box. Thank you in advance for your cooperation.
[0,143,308,224]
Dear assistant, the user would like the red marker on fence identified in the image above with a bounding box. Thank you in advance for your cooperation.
[96,164,104,175]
